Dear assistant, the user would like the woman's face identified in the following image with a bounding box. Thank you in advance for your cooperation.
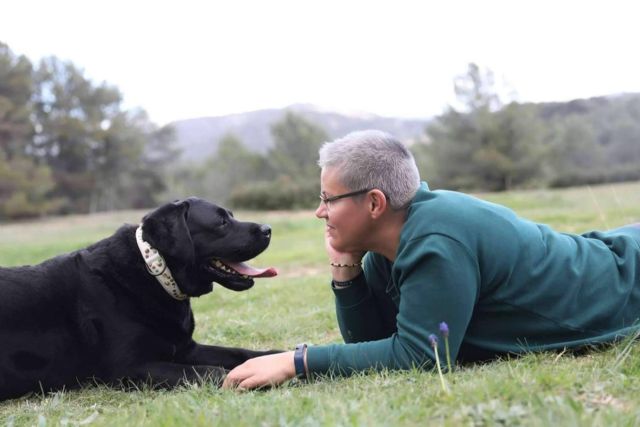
[315,167,372,253]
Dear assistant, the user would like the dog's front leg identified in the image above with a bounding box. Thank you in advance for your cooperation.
[123,362,227,389]
[177,341,283,370]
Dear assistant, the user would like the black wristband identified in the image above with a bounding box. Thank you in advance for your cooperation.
[332,271,365,290]
[294,343,307,380]
[332,279,355,289]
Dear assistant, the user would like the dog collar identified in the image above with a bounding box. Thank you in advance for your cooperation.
[135,225,188,301]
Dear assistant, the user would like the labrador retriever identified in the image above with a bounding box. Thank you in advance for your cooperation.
[0,197,280,401]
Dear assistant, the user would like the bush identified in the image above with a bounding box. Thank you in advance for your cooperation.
[549,164,640,188]
[229,177,320,210]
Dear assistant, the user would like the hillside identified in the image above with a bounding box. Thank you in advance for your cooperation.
[170,104,430,161]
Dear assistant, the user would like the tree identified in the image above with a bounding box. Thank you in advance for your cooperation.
[426,64,545,191]
[269,111,328,181]
[0,42,60,219]
[485,103,547,190]
[222,113,328,210]
[181,133,271,205]
[129,121,181,208]
[89,110,179,211]
[604,97,640,166]
[538,94,640,186]
[0,151,60,219]
[0,42,33,159]
[427,109,487,189]
[453,63,503,113]
[546,115,603,186]
[30,56,178,213]
[31,56,123,212]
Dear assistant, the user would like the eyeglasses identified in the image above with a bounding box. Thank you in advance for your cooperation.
[319,188,370,211]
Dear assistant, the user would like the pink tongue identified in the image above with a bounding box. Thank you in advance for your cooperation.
[225,261,278,278]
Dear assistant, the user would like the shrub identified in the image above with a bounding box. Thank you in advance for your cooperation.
[229,177,320,210]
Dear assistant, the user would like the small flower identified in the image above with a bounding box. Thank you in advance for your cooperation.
[439,321,453,373]
[439,322,449,338]
[428,333,438,347]
[429,332,449,394]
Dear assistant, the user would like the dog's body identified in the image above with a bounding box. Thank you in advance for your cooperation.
[0,198,279,401]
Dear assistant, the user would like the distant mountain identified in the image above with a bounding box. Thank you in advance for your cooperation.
[169,104,431,161]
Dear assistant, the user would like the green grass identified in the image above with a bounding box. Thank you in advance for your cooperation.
[1,182,640,426]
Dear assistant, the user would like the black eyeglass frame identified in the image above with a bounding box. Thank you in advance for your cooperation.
[319,188,371,205]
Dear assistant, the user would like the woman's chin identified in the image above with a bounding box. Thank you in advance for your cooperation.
[328,237,344,250]
[333,242,357,254]
[329,235,361,254]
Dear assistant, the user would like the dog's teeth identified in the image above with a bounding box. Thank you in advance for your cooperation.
[242,275,249,279]
[210,260,241,275]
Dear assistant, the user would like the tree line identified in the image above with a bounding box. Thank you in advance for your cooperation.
[166,111,326,210]
[2,43,639,219]
[0,42,177,219]
[186,64,640,209]
[415,64,640,192]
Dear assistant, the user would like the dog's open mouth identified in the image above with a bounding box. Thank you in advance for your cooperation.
[205,259,277,291]
[209,259,277,279]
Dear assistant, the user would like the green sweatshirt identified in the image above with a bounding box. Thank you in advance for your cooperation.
[306,182,640,375]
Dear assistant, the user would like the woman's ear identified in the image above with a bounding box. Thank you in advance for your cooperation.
[368,189,388,219]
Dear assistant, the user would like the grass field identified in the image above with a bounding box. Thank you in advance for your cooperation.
[1,182,640,426]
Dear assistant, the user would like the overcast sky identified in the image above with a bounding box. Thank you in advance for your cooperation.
[2,0,639,126]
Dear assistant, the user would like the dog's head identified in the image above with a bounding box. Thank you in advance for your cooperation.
[140,197,276,297]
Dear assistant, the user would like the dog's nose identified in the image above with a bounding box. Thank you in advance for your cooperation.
[260,224,271,238]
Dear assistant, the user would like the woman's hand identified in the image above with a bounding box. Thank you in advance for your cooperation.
[222,351,296,390]
[325,229,364,281]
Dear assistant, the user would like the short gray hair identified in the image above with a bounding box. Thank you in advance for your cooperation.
[318,130,420,210]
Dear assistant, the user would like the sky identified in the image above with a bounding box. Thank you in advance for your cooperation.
[2,0,640,126]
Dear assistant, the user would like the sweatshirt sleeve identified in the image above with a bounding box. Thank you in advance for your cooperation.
[306,235,480,376]
[331,253,396,343]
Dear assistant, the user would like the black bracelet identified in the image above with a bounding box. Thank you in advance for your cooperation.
[332,279,355,289]
[294,343,307,380]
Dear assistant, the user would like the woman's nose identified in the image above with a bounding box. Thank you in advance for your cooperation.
[315,201,327,219]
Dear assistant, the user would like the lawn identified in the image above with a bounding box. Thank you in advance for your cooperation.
[1,182,640,426]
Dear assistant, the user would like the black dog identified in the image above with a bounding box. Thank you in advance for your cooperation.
[0,198,280,401]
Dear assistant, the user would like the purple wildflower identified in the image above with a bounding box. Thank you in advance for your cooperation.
[428,333,438,347]
[439,322,449,338]
[428,332,449,393]
[439,321,453,372]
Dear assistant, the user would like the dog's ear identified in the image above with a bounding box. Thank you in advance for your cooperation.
[141,200,195,266]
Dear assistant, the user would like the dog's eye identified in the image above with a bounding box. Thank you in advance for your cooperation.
[220,217,228,227]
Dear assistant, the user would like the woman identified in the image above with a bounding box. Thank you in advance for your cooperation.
[223,130,640,390]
